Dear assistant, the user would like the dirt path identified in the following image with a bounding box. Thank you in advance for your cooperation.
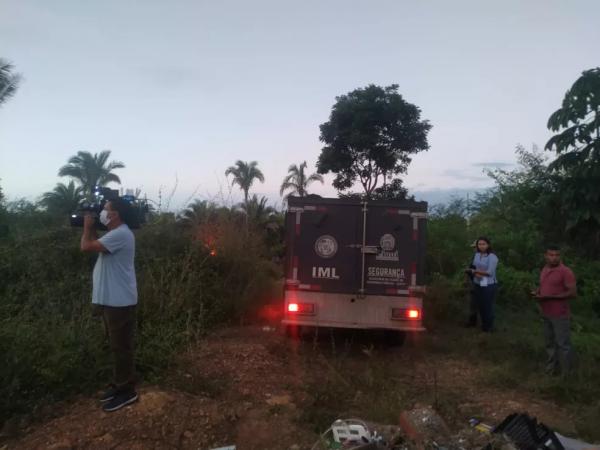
[4,326,577,450]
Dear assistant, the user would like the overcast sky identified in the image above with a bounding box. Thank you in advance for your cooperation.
[1,0,598,209]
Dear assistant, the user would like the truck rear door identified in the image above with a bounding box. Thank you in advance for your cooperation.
[286,200,361,293]
[363,205,416,295]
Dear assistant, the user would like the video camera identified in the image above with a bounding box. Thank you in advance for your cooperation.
[70,186,148,229]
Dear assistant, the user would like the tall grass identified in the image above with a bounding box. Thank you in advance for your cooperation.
[0,211,280,427]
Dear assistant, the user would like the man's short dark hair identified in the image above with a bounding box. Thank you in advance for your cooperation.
[108,198,132,225]
[546,244,560,252]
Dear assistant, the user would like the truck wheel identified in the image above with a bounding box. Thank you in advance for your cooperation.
[384,330,406,347]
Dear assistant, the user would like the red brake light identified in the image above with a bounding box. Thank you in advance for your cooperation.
[287,303,315,315]
[391,308,421,320]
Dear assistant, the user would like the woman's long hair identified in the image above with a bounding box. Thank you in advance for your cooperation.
[476,236,494,255]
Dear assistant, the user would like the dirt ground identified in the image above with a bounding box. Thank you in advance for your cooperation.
[2,325,579,450]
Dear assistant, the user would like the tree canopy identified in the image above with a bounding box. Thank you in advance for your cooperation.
[0,59,21,107]
[317,84,431,198]
[545,67,600,233]
[225,160,265,203]
[40,181,84,215]
[58,150,125,198]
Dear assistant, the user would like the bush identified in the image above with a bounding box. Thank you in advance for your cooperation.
[0,212,281,426]
[422,273,468,329]
[495,266,537,310]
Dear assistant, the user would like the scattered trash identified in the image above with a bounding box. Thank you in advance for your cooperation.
[210,446,236,450]
[310,410,598,450]
[332,419,371,445]
[311,418,403,449]
[555,433,600,450]
[468,418,494,434]
[484,413,564,450]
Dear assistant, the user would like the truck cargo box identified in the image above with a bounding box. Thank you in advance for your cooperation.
[283,196,427,333]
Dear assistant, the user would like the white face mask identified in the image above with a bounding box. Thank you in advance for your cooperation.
[99,209,111,226]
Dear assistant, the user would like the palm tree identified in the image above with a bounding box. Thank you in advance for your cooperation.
[58,150,125,197]
[179,199,221,227]
[225,160,265,203]
[239,194,277,227]
[40,181,84,215]
[280,161,323,198]
[0,59,21,107]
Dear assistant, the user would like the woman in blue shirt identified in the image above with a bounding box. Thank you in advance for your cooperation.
[467,237,499,332]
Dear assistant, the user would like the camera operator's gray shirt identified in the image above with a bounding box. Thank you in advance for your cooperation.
[92,224,137,307]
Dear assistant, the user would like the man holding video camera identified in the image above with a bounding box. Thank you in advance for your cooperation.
[81,197,138,412]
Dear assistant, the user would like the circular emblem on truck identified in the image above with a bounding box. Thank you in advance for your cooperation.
[315,235,338,259]
[380,233,396,251]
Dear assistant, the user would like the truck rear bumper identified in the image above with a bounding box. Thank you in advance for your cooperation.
[283,290,426,332]
[281,318,426,332]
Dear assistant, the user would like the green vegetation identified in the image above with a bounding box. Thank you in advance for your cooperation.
[58,150,125,198]
[280,161,324,199]
[317,84,431,198]
[0,182,282,427]
[546,67,600,240]
[225,160,265,204]
[0,59,21,107]
[423,142,600,438]
[1,73,599,440]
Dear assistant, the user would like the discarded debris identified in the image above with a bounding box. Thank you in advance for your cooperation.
[555,433,600,450]
[486,413,564,450]
[468,418,493,434]
[311,418,403,450]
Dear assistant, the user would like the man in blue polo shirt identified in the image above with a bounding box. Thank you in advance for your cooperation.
[81,197,138,412]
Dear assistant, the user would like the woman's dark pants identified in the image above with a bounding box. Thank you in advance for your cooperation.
[474,284,497,332]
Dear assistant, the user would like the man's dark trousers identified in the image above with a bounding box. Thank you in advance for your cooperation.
[100,305,136,391]
[543,316,573,375]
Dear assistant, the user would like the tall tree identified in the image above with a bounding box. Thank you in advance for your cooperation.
[58,150,125,197]
[317,84,431,198]
[225,160,265,203]
[40,181,84,215]
[546,67,600,234]
[279,161,324,198]
[472,145,564,267]
[0,59,21,107]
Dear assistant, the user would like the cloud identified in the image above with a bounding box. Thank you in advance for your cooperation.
[441,169,489,183]
[472,161,514,168]
[412,188,490,206]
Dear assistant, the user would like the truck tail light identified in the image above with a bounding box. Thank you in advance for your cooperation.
[391,308,421,320]
[287,303,315,315]
[408,309,420,319]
